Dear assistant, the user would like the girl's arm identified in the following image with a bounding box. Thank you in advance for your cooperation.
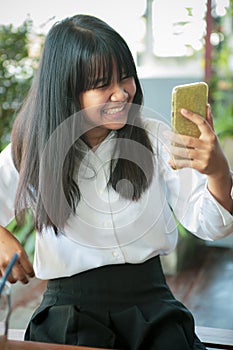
[0,225,35,284]
[0,144,35,283]
[168,105,233,214]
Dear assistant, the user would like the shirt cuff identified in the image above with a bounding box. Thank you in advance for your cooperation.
[204,172,233,226]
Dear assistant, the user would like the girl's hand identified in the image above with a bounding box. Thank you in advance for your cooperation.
[168,104,233,213]
[168,104,228,176]
[0,225,35,284]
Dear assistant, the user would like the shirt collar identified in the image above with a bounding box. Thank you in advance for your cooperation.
[74,130,117,155]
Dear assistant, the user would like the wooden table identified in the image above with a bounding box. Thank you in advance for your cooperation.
[4,330,111,350]
[195,326,233,349]
[6,327,233,350]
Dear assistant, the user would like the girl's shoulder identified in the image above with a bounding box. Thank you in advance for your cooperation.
[142,114,170,131]
[141,116,171,149]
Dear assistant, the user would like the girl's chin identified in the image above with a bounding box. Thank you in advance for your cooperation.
[102,111,128,128]
[105,122,126,130]
[102,117,127,130]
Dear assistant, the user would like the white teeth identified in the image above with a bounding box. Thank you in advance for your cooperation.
[104,105,124,115]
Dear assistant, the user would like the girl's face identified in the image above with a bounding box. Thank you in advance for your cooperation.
[79,63,136,147]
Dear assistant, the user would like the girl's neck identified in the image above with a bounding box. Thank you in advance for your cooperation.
[82,127,110,148]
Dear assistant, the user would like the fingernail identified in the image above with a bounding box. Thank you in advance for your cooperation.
[168,159,177,170]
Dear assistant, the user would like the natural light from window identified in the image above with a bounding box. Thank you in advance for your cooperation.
[0,0,230,60]
[151,0,230,57]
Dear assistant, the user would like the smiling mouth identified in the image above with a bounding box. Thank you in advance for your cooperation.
[102,104,126,115]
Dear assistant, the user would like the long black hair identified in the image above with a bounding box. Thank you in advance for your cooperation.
[11,14,154,234]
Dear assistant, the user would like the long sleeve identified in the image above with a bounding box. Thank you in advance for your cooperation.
[154,120,233,241]
[0,143,19,226]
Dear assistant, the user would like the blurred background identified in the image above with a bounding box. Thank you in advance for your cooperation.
[0,0,233,332]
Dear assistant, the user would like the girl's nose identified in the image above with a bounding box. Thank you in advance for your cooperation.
[110,84,128,102]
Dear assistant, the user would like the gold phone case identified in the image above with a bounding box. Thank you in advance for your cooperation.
[171,82,208,138]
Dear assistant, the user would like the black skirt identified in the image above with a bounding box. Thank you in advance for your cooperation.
[25,256,206,350]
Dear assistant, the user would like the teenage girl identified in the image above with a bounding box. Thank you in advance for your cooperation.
[0,14,232,350]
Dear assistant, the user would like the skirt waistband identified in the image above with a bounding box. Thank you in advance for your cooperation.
[46,256,169,307]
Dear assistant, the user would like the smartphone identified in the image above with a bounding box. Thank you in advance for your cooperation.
[171,82,208,138]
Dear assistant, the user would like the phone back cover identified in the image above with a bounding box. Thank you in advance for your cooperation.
[172,82,208,138]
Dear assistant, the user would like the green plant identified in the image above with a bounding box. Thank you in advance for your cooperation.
[6,210,35,262]
[209,1,233,140]
[0,18,43,150]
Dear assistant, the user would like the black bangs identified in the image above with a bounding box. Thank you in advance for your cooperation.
[82,37,137,92]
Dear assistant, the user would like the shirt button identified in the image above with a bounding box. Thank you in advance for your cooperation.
[103,221,112,228]
[112,250,119,258]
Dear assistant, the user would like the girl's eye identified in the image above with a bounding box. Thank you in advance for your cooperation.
[96,82,109,89]
[121,75,133,82]
[93,78,109,89]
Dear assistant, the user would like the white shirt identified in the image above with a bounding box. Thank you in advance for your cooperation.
[0,118,233,279]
